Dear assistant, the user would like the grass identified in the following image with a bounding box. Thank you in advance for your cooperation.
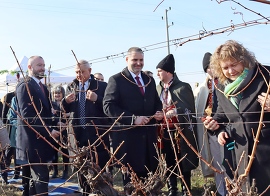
[0,166,217,196]
[0,156,218,196]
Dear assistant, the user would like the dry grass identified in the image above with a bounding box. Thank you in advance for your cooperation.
[0,160,217,196]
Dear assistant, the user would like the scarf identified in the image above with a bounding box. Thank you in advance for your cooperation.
[224,68,249,109]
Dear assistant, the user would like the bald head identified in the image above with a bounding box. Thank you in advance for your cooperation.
[28,56,45,79]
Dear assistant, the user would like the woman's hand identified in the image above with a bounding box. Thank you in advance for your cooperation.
[258,92,270,111]
[203,116,219,131]
[218,132,229,146]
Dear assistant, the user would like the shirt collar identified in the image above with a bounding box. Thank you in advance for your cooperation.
[32,76,41,85]
[129,70,142,79]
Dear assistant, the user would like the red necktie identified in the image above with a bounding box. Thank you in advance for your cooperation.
[39,81,46,95]
[135,76,144,95]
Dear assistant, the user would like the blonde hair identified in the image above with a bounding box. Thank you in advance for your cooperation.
[210,40,257,84]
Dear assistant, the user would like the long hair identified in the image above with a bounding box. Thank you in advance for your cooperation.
[210,40,257,84]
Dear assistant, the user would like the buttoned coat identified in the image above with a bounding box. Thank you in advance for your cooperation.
[213,64,270,194]
[103,67,162,173]
[16,77,54,163]
[157,74,198,172]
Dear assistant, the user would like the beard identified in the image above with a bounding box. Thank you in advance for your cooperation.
[33,71,45,79]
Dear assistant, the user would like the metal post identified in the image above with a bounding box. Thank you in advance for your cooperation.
[165,8,170,55]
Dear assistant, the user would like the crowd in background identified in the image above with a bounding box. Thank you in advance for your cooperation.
[0,40,270,196]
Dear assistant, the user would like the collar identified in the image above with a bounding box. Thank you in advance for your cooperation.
[129,70,142,79]
[79,79,89,89]
[31,76,41,85]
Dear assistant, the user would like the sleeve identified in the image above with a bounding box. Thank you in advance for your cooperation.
[7,97,17,125]
[103,76,133,125]
[16,82,52,137]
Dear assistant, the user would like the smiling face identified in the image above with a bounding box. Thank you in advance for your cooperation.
[75,65,91,83]
[28,56,45,79]
[220,59,245,81]
[126,51,144,75]
[53,91,63,101]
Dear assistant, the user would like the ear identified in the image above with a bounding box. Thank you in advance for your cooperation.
[89,68,92,73]
[27,64,32,70]
[125,56,129,63]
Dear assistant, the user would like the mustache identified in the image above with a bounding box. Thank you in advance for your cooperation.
[34,72,46,78]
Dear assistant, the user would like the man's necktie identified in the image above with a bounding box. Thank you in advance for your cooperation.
[79,84,86,128]
[39,81,45,95]
[135,76,144,95]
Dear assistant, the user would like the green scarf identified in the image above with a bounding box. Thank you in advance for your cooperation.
[224,68,249,109]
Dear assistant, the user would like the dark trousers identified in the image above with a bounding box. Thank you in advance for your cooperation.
[29,165,49,196]
[5,146,21,176]
[22,165,31,196]
[163,138,192,192]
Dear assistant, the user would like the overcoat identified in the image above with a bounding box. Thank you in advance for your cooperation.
[193,76,213,177]
[62,74,110,167]
[156,74,198,172]
[16,77,54,163]
[103,67,162,173]
[213,64,270,193]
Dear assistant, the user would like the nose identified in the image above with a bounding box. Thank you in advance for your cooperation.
[228,67,234,74]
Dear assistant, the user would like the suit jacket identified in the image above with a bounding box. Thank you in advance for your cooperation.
[16,77,54,163]
[62,74,110,167]
[213,64,270,194]
[103,67,162,173]
[157,74,198,172]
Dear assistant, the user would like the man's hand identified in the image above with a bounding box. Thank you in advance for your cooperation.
[134,116,149,125]
[65,93,76,104]
[154,111,163,121]
[203,116,219,131]
[57,122,66,130]
[86,90,97,102]
[165,109,176,119]
[51,130,60,138]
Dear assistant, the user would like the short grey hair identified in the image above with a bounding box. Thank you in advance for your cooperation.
[76,59,91,69]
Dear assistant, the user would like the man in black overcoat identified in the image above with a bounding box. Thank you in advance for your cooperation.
[103,47,163,186]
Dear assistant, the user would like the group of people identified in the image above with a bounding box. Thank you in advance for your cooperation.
[0,39,270,196]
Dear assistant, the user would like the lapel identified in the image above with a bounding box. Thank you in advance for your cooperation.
[87,75,98,91]
[141,72,150,96]
[29,78,50,110]
[239,65,265,112]
[122,67,144,96]
[216,84,240,119]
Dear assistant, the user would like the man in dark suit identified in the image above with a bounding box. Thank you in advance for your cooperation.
[61,59,110,195]
[103,47,163,186]
[16,56,60,196]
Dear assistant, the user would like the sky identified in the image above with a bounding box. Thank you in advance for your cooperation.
[0,0,269,98]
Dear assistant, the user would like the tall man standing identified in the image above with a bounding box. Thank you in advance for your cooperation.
[62,60,110,195]
[156,54,198,196]
[16,56,60,195]
[103,47,163,185]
